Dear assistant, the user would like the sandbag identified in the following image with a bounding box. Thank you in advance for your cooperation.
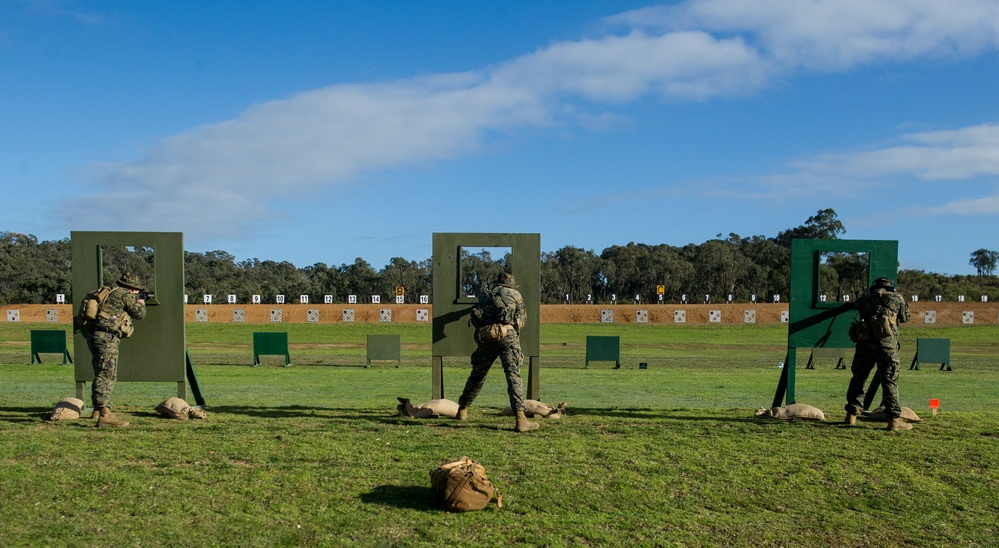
[430,456,501,512]
[397,397,459,418]
[498,400,566,418]
[154,398,206,420]
[755,403,826,421]
[50,397,85,421]
[867,406,922,423]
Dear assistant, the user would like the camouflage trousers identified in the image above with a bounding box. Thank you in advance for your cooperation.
[459,332,525,412]
[87,330,121,409]
[845,342,902,419]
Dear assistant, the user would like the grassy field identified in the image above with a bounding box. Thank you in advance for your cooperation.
[1,322,997,546]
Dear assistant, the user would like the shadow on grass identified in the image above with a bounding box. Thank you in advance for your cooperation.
[359,484,440,512]
[563,407,849,426]
[0,406,56,423]
[209,405,394,419]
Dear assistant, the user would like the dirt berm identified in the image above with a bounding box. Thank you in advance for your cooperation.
[3,302,995,326]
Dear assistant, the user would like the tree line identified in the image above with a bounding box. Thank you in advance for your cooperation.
[2,210,998,306]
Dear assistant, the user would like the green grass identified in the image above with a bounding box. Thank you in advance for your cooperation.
[1,322,998,546]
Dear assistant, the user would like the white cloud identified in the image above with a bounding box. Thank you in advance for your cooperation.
[923,194,999,215]
[62,0,999,242]
[793,124,999,180]
[611,0,999,69]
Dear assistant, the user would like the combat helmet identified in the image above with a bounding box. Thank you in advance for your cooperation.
[871,277,894,292]
[494,272,518,288]
[116,272,145,291]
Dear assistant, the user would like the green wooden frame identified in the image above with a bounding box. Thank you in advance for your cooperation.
[431,232,541,400]
[71,231,200,402]
[773,238,898,406]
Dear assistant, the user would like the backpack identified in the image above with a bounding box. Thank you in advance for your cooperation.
[469,290,499,329]
[430,457,501,512]
[848,296,896,343]
[77,286,113,324]
[76,285,135,338]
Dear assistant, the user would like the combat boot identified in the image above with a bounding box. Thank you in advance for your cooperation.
[96,407,129,428]
[887,417,912,431]
[514,410,539,433]
[456,407,468,421]
[844,413,857,426]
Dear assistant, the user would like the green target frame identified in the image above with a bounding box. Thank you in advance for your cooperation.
[772,238,898,406]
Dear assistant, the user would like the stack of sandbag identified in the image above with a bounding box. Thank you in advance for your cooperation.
[498,400,566,419]
[49,397,85,421]
[154,398,206,420]
[397,397,460,418]
[754,403,826,421]
[866,406,922,423]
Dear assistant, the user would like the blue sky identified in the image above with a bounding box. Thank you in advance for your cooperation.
[3,0,999,275]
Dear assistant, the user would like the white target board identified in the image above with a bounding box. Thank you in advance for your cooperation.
[600,310,613,323]
[636,310,649,323]
[962,311,974,324]
[233,309,246,323]
[673,310,686,323]
[270,309,283,322]
[416,309,429,322]
[46,309,59,322]
[307,309,319,323]
[923,310,936,324]
[6,310,19,322]
[379,309,392,322]
[780,310,789,323]
[342,309,355,322]
[195,309,208,322]
[744,310,757,324]
[709,310,722,323]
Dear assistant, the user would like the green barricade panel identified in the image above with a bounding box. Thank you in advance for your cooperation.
[912,338,951,370]
[773,238,899,407]
[367,334,401,367]
[72,231,186,383]
[253,332,290,366]
[586,336,621,368]
[30,329,72,364]
[431,233,541,400]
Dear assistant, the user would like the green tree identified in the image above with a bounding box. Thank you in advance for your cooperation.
[379,257,431,303]
[969,248,999,277]
[342,258,381,302]
[774,208,846,247]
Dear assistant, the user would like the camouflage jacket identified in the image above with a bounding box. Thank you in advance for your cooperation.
[493,285,527,332]
[856,288,909,348]
[94,286,146,333]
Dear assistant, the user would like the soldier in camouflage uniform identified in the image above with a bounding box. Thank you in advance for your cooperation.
[845,277,912,431]
[85,273,147,427]
[456,272,539,432]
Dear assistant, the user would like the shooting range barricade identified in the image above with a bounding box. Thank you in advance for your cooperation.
[30,329,72,365]
[253,332,290,367]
